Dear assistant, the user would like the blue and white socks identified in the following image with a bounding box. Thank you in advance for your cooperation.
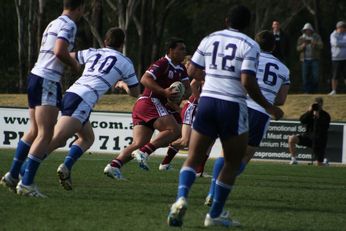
[177,166,196,200]
[9,139,31,179]
[21,154,42,186]
[63,145,84,171]
[207,157,224,199]
[209,180,233,218]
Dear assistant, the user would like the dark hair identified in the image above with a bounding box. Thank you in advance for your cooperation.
[227,5,251,30]
[104,27,125,48]
[255,30,275,52]
[64,0,84,10]
[165,37,185,54]
[314,97,323,105]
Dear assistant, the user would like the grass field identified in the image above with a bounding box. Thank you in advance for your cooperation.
[1,149,345,231]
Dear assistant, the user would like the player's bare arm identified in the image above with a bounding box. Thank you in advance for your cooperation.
[140,72,179,100]
[241,73,284,120]
[187,63,205,81]
[54,39,80,73]
[116,80,140,98]
[190,79,202,100]
[274,85,290,106]
[181,79,191,100]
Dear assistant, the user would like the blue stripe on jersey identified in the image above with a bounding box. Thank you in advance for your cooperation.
[113,66,123,75]
[40,50,54,55]
[196,49,205,56]
[203,89,247,99]
[58,17,68,23]
[206,73,240,81]
[124,73,136,79]
[61,28,72,33]
[259,86,277,95]
[210,33,254,47]
[278,74,287,81]
[57,36,70,44]
[83,74,112,88]
[48,32,58,36]
[191,60,205,69]
[235,57,244,61]
[244,57,257,61]
[75,82,100,101]
[241,70,256,76]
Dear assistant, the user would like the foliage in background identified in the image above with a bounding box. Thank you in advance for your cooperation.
[1,0,346,93]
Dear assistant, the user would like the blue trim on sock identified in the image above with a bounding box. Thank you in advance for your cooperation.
[236,161,247,176]
[9,140,31,178]
[21,154,42,185]
[64,145,84,171]
[208,157,224,198]
[209,181,232,218]
[177,167,196,199]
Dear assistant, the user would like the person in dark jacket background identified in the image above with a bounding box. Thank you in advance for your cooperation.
[288,97,331,165]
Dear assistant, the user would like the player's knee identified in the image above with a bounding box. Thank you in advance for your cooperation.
[288,135,297,145]
[179,139,189,148]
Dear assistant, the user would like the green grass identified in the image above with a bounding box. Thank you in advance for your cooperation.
[1,149,346,231]
[1,94,346,121]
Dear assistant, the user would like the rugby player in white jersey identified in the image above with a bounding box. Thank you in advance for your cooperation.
[1,0,84,197]
[205,30,290,206]
[167,5,284,228]
[44,28,139,192]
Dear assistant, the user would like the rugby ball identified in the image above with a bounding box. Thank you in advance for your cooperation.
[169,81,185,103]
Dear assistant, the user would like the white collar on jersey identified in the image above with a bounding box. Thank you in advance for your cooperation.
[227,28,239,32]
[165,55,183,70]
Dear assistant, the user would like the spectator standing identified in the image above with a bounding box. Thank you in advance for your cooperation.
[272,20,290,64]
[329,21,346,95]
[297,23,323,93]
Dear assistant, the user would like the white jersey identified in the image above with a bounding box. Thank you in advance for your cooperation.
[246,52,290,115]
[191,28,260,105]
[31,15,77,82]
[67,47,138,107]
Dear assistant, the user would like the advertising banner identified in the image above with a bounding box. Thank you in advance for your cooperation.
[0,107,345,163]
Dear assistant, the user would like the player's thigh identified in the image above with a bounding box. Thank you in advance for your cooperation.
[184,130,215,167]
[221,132,248,164]
[54,116,83,141]
[181,124,192,142]
[154,114,180,132]
[34,105,59,134]
[76,121,94,143]
[131,125,154,146]
[22,108,38,143]
[288,134,299,144]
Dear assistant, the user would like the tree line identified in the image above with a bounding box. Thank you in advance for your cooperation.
[1,0,346,93]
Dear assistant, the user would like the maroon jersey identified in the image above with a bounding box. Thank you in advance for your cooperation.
[143,55,189,104]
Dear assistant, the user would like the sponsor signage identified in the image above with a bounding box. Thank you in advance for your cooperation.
[0,107,345,163]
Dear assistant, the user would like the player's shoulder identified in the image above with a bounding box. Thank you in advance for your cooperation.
[56,15,76,27]
[153,56,169,68]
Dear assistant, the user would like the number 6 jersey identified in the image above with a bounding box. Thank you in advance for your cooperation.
[66,47,139,107]
[246,52,290,115]
[191,28,260,105]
